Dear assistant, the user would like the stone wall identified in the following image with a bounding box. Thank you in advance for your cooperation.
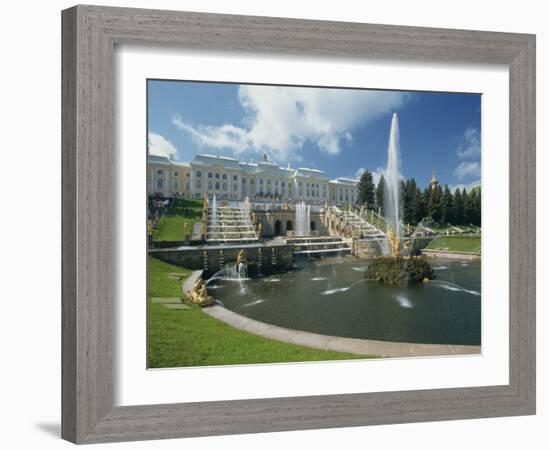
[255,211,328,237]
[149,244,294,277]
[353,239,381,259]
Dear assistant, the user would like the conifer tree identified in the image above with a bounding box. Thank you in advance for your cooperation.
[376,174,386,216]
[357,169,375,208]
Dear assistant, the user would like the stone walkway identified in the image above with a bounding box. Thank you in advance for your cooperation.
[204,305,481,358]
[151,297,189,310]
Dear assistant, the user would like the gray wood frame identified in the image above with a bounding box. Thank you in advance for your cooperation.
[62,5,536,444]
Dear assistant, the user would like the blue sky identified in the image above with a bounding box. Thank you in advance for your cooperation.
[147,80,481,191]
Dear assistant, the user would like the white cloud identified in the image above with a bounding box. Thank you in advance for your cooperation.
[454,161,481,180]
[449,179,481,192]
[354,167,366,179]
[352,166,387,186]
[148,133,177,159]
[457,126,480,159]
[173,85,408,161]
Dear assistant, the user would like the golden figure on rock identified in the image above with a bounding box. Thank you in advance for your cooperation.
[236,249,247,265]
[387,227,401,257]
[187,278,214,306]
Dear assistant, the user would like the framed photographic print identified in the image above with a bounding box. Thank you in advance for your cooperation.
[62,5,536,444]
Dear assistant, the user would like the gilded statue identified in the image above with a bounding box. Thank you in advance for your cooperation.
[187,277,214,306]
[387,227,401,257]
[236,249,247,265]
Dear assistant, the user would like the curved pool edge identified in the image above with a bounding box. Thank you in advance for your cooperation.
[203,305,481,358]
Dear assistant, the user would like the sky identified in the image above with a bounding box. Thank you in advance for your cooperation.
[147,80,481,191]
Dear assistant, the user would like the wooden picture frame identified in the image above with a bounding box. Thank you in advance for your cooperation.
[61,5,536,444]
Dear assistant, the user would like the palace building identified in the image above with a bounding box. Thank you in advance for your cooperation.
[147,153,358,206]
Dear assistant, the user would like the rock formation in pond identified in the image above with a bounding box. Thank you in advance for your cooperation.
[365,255,434,286]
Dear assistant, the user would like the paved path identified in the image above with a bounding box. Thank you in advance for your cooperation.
[204,305,481,358]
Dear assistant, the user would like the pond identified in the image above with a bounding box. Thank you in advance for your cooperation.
[209,257,481,346]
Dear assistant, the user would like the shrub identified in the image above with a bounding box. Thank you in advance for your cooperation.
[365,255,434,286]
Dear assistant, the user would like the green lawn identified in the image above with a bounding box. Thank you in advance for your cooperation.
[152,198,203,241]
[425,235,481,254]
[147,256,368,368]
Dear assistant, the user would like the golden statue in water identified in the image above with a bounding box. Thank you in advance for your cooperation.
[387,227,401,257]
[187,277,214,306]
[236,249,247,265]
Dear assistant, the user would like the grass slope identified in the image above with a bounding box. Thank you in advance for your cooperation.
[425,236,481,254]
[147,256,367,368]
[152,198,203,242]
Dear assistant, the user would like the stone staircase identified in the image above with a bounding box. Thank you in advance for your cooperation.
[330,207,386,240]
[206,204,258,244]
[287,235,352,256]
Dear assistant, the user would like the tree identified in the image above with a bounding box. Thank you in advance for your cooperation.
[403,178,417,225]
[376,174,386,216]
[441,185,454,224]
[452,188,464,225]
[413,186,426,224]
[427,184,443,223]
[357,169,375,208]
[464,188,477,225]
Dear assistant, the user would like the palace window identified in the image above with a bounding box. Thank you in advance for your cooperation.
[208,182,213,190]
[259,179,263,185]
[196,171,201,177]
[222,182,227,191]
[242,178,246,183]
[173,180,179,190]
[156,178,163,189]
[185,182,190,191]
[196,181,201,189]
[233,175,238,181]
[222,174,227,180]
[233,184,237,192]
[208,172,213,178]
[157,169,163,175]
[215,182,220,190]
[275,180,279,186]
[306,190,310,196]
[185,172,190,178]
[267,179,271,185]
[281,181,285,187]
[215,173,220,179]
[250,179,255,185]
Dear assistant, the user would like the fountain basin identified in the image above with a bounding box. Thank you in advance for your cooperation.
[211,257,481,346]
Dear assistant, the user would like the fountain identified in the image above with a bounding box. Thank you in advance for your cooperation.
[187,277,214,306]
[295,201,311,236]
[384,113,402,245]
[227,249,248,279]
[211,194,218,230]
[364,113,433,285]
[243,196,251,217]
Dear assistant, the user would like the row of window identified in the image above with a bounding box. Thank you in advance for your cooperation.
[155,169,331,192]
[156,179,354,203]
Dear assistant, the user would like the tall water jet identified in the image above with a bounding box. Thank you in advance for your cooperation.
[243,196,251,217]
[295,201,311,236]
[211,194,218,228]
[384,113,402,242]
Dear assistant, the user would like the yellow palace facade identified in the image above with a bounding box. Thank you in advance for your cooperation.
[148,153,359,206]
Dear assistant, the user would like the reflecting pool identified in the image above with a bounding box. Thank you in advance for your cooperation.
[211,257,481,346]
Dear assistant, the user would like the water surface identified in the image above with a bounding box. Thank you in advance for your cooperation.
[212,257,481,346]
